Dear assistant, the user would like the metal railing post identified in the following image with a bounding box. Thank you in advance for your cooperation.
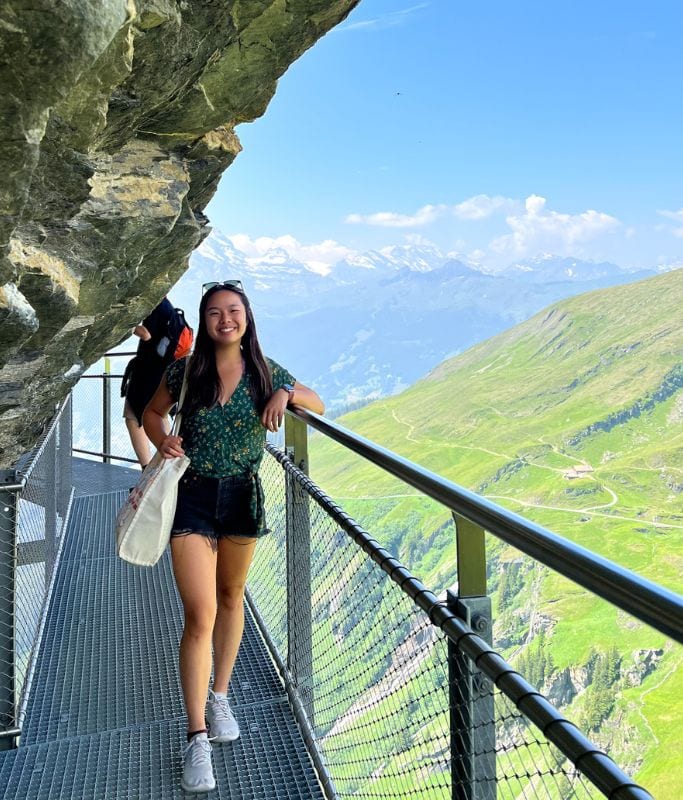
[45,435,58,576]
[284,412,314,724]
[449,514,496,800]
[0,471,19,750]
[102,356,111,463]
[58,395,73,520]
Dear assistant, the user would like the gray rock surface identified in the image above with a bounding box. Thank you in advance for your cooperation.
[0,0,359,466]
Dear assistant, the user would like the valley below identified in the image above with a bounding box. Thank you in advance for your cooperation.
[306,270,682,797]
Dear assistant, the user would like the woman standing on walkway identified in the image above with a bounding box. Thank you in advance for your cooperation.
[143,280,324,793]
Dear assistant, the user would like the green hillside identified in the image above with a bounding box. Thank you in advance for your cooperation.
[309,269,683,797]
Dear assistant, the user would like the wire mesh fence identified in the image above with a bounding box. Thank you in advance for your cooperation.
[250,449,604,799]
[62,370,656,797]
[0,492,17,739]
[0,397,74,740]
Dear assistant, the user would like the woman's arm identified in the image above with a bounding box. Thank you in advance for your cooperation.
[142,377,186,459]
[289,381,324,414]
[261,381,324,433]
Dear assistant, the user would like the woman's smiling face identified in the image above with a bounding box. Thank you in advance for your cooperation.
[204,290,248,344]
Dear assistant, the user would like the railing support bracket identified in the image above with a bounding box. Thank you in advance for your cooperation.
[448,591,496,800]
[285,413,315,724]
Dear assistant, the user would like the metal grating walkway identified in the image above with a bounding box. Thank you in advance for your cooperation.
[0,459,324,799]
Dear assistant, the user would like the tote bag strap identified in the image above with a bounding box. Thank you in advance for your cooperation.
[170,356,191,437]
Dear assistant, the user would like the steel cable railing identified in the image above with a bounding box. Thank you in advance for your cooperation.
[249,445,652,800]
[0,397,73,747]
[66,372,677,797]
[292,408,682,646]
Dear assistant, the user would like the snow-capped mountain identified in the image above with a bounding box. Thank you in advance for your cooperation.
[501,254,652,284]
[173,230,662,410]
[194,230,246,269]
[654,260,683,274]
[181,233,328,315]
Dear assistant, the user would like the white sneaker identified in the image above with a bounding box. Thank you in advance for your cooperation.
[181,732,215,793]
[206,690,240,742]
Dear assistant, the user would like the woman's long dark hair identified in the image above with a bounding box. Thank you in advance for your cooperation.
[183,284,273,414]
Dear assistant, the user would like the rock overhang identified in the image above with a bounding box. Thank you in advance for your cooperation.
[0,0,360,466]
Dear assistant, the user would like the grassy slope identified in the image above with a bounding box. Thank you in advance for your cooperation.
[309,269,683,796]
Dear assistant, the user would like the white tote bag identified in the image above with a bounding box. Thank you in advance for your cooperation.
[116,362,191,566]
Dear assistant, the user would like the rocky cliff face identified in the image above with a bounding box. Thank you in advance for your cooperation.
[0,0,358,467]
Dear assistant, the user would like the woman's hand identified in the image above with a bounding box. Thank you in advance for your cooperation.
[158,434,185,459]
[261,388,289,432]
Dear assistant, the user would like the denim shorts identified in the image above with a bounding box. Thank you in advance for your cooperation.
[171,471,268,542]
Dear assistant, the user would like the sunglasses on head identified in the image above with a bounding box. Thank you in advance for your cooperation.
[202,279,244,294]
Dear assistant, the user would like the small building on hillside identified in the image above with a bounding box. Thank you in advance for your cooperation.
[563,464,594,479]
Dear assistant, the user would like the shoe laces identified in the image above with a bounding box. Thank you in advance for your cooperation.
[211,693,235,723]
[185,735,211,767]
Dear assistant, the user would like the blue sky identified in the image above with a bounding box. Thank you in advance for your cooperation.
[206,0,683,272]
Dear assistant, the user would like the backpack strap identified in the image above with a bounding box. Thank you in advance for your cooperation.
[170,357,191,437]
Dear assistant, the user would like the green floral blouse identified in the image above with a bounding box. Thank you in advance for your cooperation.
[165,356,295,478]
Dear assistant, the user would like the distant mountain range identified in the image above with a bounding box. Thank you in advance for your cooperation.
[172,230,678,410]
[309,269,683,797]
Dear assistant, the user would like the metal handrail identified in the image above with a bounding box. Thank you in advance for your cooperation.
[266,443,653,800]
[290,407,683,645]
[79,374,125,379]
[71,448,137,465]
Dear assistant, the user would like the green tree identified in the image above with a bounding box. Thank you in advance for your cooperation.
[583,648,622,730]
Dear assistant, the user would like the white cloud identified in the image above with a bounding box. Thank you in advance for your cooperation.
[346,194,514,229]
[657,208,683,238]
[338,4,429,33]
[453,194,516,220]
[228,234,355,275]
[402,232,437,246]
[345,204,448,228]
[658,208,683,222]
[490,195,621,259]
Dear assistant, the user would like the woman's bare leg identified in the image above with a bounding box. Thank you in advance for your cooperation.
[212,537,257,694]
[171,535,218,731]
